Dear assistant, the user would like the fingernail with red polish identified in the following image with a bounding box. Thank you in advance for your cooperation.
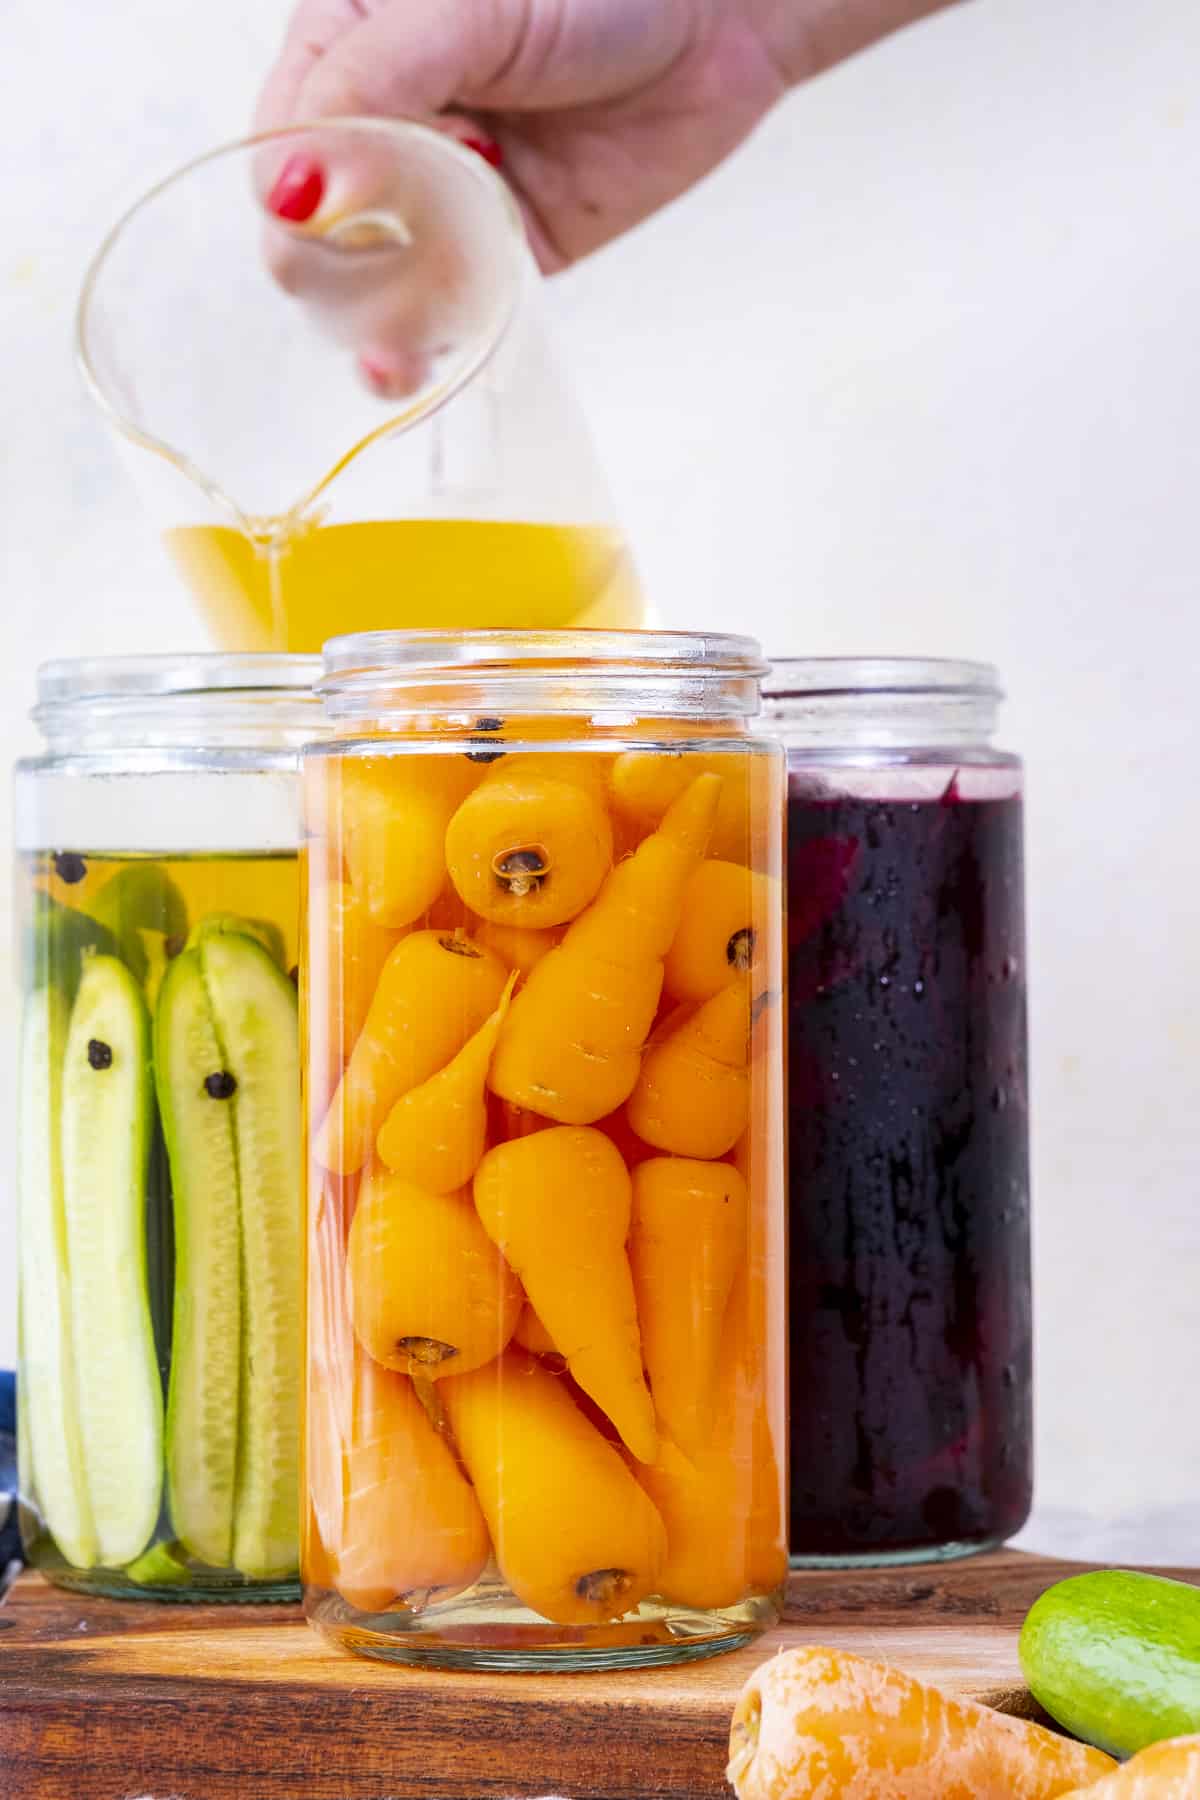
[463,134,504,171]
[267,156,326,223]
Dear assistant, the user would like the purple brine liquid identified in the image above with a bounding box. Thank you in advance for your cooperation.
[786,768,1032,1562]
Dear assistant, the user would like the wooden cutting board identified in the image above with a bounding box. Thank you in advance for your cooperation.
[2,1551,1195,1800]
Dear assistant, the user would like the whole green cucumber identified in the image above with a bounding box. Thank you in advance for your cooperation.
[1020,1568,1200,1758]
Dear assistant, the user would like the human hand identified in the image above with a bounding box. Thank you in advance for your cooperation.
[256,0,959,272]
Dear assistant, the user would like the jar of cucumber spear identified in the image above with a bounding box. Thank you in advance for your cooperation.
[15,654,320,1599]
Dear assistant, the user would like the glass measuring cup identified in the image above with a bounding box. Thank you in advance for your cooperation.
[77,121,643,652]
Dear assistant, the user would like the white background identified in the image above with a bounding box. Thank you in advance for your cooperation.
[4,0,1198,1551]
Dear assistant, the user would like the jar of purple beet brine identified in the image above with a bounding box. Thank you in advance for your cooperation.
[762,659,1031,1566]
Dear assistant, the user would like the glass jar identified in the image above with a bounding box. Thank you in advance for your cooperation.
[303,629,787,1669]
[15,653,322,1600]
[762,659,1031,1565]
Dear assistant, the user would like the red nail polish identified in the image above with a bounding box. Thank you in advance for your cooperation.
[463,134,504,171]
[267,155,325,223]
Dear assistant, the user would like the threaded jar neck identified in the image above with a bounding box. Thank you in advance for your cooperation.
[32,653,324,754]
[762,657,1006,754]
[318,629,769,728]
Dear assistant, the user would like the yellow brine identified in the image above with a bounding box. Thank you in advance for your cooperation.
[166,518,644,653]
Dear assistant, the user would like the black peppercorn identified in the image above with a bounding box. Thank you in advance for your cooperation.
[53,852,87,885]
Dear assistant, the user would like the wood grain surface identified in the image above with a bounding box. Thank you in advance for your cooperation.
[1,1551,1195,1800]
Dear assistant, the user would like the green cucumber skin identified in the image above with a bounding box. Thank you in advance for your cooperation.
[155,948,242,1569]
[200,933,303,1582]
[17,986,98,1569]
[61,956,163,1568]
[1020,1569,1200,1758]
[187,913,288,971]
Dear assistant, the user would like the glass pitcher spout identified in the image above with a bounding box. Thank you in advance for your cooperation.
[78,119,645,650]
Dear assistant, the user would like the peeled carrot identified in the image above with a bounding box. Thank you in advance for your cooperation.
[346,1165,523,1379]
[609,749,753,863]
[727,1647,1117,1800]
[308,879,404,1110]
[440,1348,667,1625]
[662,859,775,1003]
[488,773,721,1123]
[626,984,751,1158]
[333,1357,490,1614]
[473,918,563,976]
[445,764,613,928]
[376,973,515,1190]
[629,1157,747,1457]
[1061,1737,1200,1798]
[314,929,508,1174]
[474,1125,656,1463]
[339,755,476,928]
[637,1264,785,1608]
[513,1302,559,1359]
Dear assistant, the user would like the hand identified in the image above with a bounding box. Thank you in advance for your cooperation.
[256,0,958,272]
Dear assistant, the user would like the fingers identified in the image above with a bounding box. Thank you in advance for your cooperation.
[257,0,519,129]
[255,0,367,131]
[258,0,697,128]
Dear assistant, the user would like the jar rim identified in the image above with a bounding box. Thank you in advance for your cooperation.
[763,656,1001,699]
[321,628,767,689]
[36,652,324,709]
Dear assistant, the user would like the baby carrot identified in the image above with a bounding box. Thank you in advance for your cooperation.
[488,773,721,1123]
[629,1157,747,1457]
[513,1302,560,1359]
[307,879,404,1110]
[445,764,613,928]
[637,1264,785,1608]
[626,984,751,1159]
[1060,1737,1200,1798]
[727,1647,1117,1800]
[333,1357,490,1614]
[314,930,508,1174]
[376,973,516,1191]
[339,755,477,928]
[609,750,753,863]
[440,1348,667,1625]
[347,1165,523,1379]
[473,1126,657,1463]
[473,918,563,976]
[662,860,775,1004]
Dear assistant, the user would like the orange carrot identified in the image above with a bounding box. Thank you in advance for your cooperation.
[440,1348,666,1625]
[629,1157,747,1457]
[333,1357,490,1614]
[308,879,403,1111]
[339,755,476,928]
[347,1165,523,1379]
[626,985,751,1159]
[473,1125,656,1462]
[375,973,515,1190]
[314,929,508,1174]
[1061,1737,1200,1798]
[727,1647,1117,1800]
[488,773,721,1123]
[637,1263,785,1608]
[513,1302,559,1359]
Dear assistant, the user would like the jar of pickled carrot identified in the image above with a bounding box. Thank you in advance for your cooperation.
[303,629,788,1669]
[14,654,322,1600]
